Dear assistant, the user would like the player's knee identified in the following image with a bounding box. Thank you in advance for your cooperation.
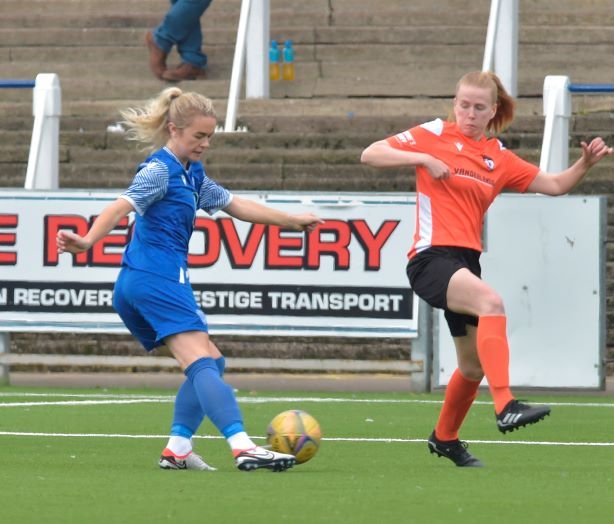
[479,291,505,316]
[459,363,483,381]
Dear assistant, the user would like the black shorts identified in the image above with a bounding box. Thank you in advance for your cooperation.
[406,246,481,337]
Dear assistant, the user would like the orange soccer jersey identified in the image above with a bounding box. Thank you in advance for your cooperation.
[387,119,540,258]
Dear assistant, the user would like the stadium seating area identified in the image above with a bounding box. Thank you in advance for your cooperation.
[1,0,613,372]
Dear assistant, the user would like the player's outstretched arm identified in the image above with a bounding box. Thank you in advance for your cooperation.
[223,196,323,232]
[528,136,613,196]
[57,198,135,254]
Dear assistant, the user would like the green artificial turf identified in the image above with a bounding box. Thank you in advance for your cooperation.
[0,386,612,524]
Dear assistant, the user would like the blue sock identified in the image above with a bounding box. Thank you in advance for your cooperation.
[170,379,202,438]
[184,357,244,434]
[169,356,227,437]
[222,421,245,439]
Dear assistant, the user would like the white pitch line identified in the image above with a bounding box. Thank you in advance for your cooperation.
[0,392,174,400]
[0,431,612,447]
[236,397,614,408]
[0,431,216,439]
[0,395,613,409]
[0,399,171,408]
[466,439,614,447]
[326,437,614,447]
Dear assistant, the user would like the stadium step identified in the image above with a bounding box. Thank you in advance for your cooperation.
[2,0,614,371]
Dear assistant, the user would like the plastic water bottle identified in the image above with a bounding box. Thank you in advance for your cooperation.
[282,39,295,81]
[269,40,281,81]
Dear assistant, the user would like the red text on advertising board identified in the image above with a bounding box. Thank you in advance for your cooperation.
[42,215,400,271]
[0,214,18,265]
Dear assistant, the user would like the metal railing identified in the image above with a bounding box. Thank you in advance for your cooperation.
[0,73,61,190]
[540,76,614,173]
[0,73,61,384]
[0,80,35,89]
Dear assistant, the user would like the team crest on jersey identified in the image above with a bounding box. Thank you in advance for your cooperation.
[455,142,463,151]
[482,155,495,171]
[395,130,416,145]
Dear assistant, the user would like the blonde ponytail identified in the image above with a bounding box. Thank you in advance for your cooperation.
[119,87,216,150]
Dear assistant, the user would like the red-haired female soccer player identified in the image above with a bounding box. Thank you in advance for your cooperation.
[361,71,612,467]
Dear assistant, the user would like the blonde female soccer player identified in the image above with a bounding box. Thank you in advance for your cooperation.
[361,70,612,467]
[57,87,323,472]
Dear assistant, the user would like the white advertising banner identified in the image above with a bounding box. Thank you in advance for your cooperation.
[0,190,419,338]
[435,194,605,389]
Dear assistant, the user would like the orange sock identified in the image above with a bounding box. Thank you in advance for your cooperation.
[435,368,481,441]
[476,315,514,414]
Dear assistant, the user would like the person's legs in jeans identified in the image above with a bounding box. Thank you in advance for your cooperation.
[154,0,213,68]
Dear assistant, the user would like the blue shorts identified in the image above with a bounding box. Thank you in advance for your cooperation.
[113,267,208,351]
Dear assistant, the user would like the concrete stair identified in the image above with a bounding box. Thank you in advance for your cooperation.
[2,0,614,104]
[1,0,614,372]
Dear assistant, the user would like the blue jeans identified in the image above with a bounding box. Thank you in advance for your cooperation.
[154,0,213,68]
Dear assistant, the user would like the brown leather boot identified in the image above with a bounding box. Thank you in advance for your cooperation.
[162,63,207,82]
[145,31,167,79]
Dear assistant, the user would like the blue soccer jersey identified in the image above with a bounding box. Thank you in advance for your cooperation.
[119,147,232,283]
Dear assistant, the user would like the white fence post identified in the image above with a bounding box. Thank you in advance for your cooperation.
[482,0,518,97]
[224,0,252,132]
[495,0,518,97]
[246,0,270,99]
[540,75,571,173]
[225,0,271,131]
[482,0,499,74]
[0,334,9,385]
[410,300,433,392]
[24,73,61,190]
